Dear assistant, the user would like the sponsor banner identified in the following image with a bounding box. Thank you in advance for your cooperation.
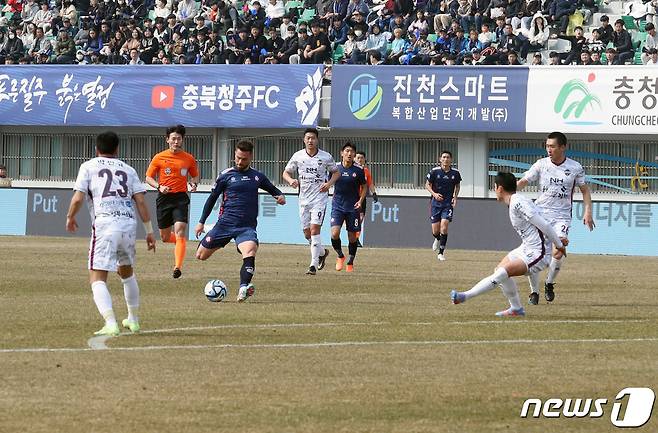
[363,196,519,250]
[526,67,658,134]
[24,189,158,238]
[189,193,333,245]
[0,188,28,235]
[0,65,323,127]
[330,66,528,131]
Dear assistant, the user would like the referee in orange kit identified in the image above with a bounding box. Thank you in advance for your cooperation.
[146,125,200,279]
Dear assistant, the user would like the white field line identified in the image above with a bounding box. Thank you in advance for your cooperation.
[448,319,650,325]
[0,337,656,354]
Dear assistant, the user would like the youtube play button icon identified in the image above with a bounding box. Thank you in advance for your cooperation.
[151,85,175,109]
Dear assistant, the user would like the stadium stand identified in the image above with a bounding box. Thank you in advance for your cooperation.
[0,0,656,65]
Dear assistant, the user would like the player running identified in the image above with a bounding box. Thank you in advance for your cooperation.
[450,172,567,317]
[517,132,595,304]
[282,127,340,275]
[66,131,156,336]
[330,142,367,272]
[354,150,378,246]
[195,140,286,302]
[425,151,461,261]
[145,124,200,279]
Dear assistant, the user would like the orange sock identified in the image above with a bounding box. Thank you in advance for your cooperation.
[355,231,361,239]
[174,235,186,269]
[168,232,176,243]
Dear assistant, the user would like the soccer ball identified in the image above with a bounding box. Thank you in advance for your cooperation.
[204,279,228,302]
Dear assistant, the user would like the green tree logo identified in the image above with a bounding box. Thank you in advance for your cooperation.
[554,73,602,125]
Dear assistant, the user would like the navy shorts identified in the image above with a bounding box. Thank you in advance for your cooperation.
[430,204,454,223]
[330,208,361,232]
[200,224,258,250]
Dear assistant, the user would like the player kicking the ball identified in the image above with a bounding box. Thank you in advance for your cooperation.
[330,142,366,272]
[195,140,285,302]
[282,128,340,275]
[450,172,567,317]
[66,131,156,336]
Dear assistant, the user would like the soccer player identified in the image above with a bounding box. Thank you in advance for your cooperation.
[195,140,286,302]
[282,127,340,275]
[425,150,461,261]
[145,124,200,279]
[330,142,367,272]
[354,150,378,246]
[517,131,595,305]
[450,172,567,317]
[66,131,156,336]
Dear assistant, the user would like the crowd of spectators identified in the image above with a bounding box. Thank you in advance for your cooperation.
[0,0,656,65]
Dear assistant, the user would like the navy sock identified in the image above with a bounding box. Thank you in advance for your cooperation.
[240,256,255,287]
[331,237,344,258]
[439,233,448,254]
[347,241,358,265]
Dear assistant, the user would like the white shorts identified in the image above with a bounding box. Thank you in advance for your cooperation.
[299,202,327,230]
[88,228,136,271]
[550,218,571,239]
[507,243,551,275]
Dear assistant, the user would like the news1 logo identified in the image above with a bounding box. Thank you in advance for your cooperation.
[520,388,655,428]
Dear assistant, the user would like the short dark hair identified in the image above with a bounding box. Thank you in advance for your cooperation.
[615,19,624,26]
[440,150,453,158]
[547,131,567,146]
[495,171,517,193]
[356,150,366,159]
[342,141,356,152]
[236,140,254,153]
[646,23,655,31]
[96,131,120,155]
[166,124,186,138]
[304,127,319,138]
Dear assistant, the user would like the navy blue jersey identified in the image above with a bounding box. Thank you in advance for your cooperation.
[332,163,366,212]
[199,167,282,228]
[427,167,461,205]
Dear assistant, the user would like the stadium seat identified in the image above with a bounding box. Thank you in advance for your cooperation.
[299,8,316,23]
[621,15,638,30]
[427,33,437,43]
[332,44,344,63]
[148,10,156,21]
[285,0,302,13]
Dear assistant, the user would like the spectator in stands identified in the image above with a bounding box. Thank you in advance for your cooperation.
[433,0,454,32]
[205,30,226,63]
[54,28,75,63]
[456,0,473,31]
[289,25,310,63]
[265,0,285,29]
[548,50,560,64]
[642,23,658,64]
[261,26,284,62]
[154,0,171,19]
[550,0,576,36]
[558,25,586,64]
[587,27,605,53]
[18,26,35,53]
[478,22,494,47]
[21,0,40,24]
[301,21,330,63]
[485,0,508,23]
[530,52,543,64]
[140,26,159,63]
[492,15,506,40]
[647,47,658,65]
[2,28,24,63]
[389,13,407,35]
[590,49,602,64]
[507,49,521,64]
[394,0,415,24]
[128,47,144,63]
[464,28,483,52]
[471,0,488,34]
[244,1,266,30]
[612,18,633,64]
[387,26,407,63]
[83,26,103,61]
[410,29,434,63]
[276,24,298,63]
[33,2,54,34]
[579,48,592,65]
[449,26,466,54]
[177,0,199,28]
[0,164,11,188]
[247,25,267,63]
[399,30,419,63]
[369,49,384,64]
[329,16,349,49]
[121,28,142,61]
[30,26,51,60]
[598,14,613,45]
[321,0,349,24]
[519,12,548,59]
[99,21,112,44]
[365,22,389,61]
[183,31,201,63]
[603,46,617,64]
[484,22,518,63]
[408,9,430,33]
[74,20,90,46]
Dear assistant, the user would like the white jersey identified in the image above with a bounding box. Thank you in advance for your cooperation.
[285,148,338,206]
[521,157,586,220]
[509,194,551,253]
[73,157,146,232]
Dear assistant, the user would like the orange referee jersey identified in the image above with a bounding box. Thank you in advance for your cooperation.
[146,150,199,193]
[360,167,373,195]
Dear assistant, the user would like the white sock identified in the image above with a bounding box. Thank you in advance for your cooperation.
[122,275,140,322]
[91,281,116,326]
[463,267,509,300]
[528,272,540,294]
[500,278,523,310]
[310,234,322,267]
[546,257,563,284]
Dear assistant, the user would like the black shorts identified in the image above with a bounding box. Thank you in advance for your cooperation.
[156,192,190,229]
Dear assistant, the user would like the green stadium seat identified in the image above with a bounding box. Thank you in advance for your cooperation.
[285,0,302,13]
[332,44,344,63]
[621,15,638,31]
[299,8,316,23]
[427,33,437,43]
[148,10,156,21]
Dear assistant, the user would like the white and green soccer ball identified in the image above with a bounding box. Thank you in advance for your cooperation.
[204,279,228,302]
